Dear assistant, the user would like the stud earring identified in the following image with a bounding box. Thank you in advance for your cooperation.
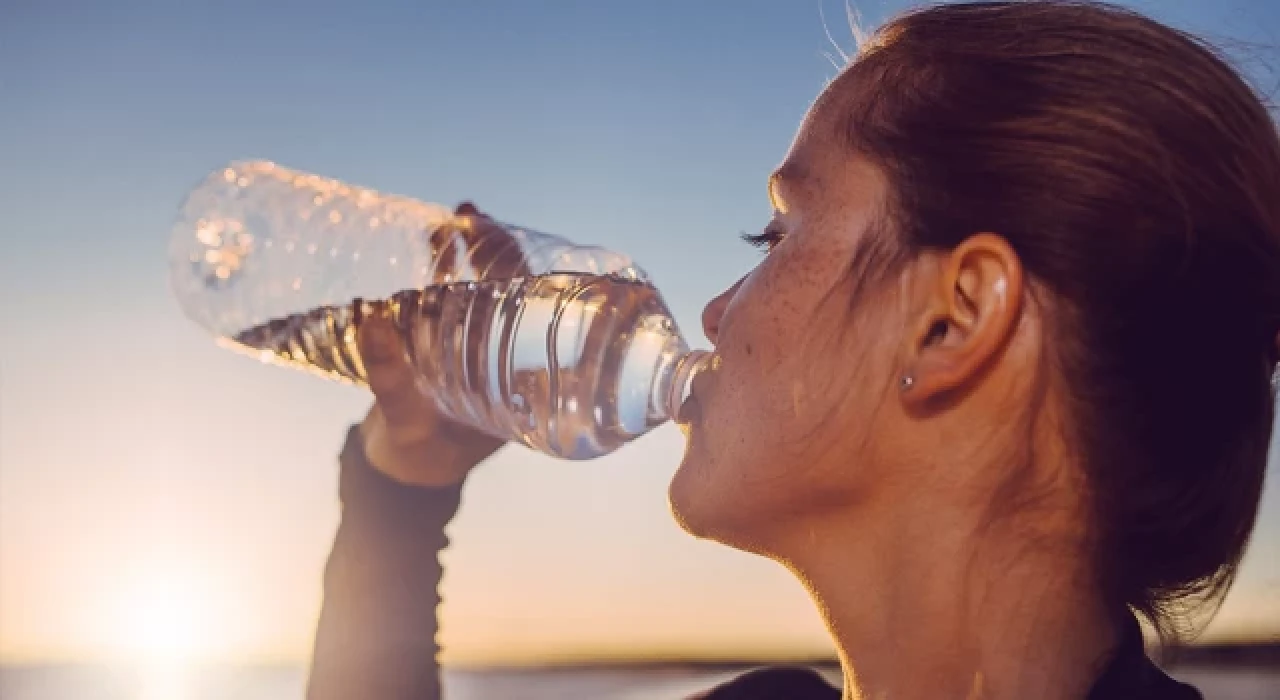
[900,375,915,391]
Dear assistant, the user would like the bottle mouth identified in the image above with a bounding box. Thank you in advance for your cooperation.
[665,350,713,423]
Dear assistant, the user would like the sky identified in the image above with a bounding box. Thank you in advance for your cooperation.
[2,0,1279,667]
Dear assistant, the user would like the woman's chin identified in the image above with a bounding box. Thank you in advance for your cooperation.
[668,449,741,543]
[668,450,715,538]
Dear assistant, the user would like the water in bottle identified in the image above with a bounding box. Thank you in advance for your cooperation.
[171,161,710,459]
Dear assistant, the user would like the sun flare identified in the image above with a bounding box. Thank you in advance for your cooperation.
[109,568,223,665]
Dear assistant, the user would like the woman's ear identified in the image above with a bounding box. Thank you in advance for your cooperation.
[902,233,1023,405]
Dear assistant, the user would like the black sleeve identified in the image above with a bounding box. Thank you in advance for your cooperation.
[306,426,464,700]
[702,666,840,699]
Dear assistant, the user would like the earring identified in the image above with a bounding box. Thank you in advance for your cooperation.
[900,375,915,391]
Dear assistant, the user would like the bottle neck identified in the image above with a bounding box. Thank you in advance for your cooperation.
[653,349,713,424]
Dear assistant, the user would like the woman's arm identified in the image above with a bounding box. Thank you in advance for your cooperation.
[306,313,503,700]
[305,426,467,700]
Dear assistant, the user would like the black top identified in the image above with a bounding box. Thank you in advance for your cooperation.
[305,426,1203,699]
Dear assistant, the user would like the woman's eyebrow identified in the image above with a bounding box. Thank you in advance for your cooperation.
[769,163,806,212]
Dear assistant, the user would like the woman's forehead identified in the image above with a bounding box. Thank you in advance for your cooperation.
[776,131,887,221]
[778,106,840,190]
[778,115,850,193]
[790,70,866,158]
[820,59,867,113]
[771,60,892,215]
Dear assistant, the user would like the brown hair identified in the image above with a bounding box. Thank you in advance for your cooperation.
[840,1,1280,639]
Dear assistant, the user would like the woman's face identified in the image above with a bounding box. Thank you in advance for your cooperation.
[670,90,927,551]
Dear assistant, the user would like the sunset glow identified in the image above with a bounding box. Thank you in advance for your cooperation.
[2,0,1278,680]
[107,567,226,664]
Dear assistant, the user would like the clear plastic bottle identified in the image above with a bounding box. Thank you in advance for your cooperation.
[169,160,710,459]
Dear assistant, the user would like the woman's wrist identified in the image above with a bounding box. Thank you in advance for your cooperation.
[359,404,503,487]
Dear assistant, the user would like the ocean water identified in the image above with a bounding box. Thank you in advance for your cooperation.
[1,664,1276,700]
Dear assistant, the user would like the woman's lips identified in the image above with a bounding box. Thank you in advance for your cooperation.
[677,391,701,425]
[677,365,714,425]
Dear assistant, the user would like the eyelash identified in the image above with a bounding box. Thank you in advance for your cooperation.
[741,226,784,253]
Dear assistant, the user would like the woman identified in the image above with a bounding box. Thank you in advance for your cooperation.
[305,2,1280,698]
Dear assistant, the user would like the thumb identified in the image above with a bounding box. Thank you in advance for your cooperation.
[357,315,433,428]
[359,313,404,368]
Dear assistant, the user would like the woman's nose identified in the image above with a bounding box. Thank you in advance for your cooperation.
[701,278,743,346]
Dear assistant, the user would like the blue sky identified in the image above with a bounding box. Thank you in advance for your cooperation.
[2,0,1278,663]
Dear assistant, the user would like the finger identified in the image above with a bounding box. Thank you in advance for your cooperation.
[357,315,409,392]
[453,206,532,279]
[357,316,434,426]
[421,202,489,285]
[427,220,463,283]
[469,224,530,278]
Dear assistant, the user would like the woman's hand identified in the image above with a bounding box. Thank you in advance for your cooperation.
[357,202,524,487]
[358,313,503,486]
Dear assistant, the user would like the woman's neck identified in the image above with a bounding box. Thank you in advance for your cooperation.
[781,498,1118,700]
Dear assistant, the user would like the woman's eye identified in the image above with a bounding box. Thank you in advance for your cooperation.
[741,227,785,253]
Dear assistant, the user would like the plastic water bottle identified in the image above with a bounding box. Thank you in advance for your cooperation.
[169,160,710,459]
